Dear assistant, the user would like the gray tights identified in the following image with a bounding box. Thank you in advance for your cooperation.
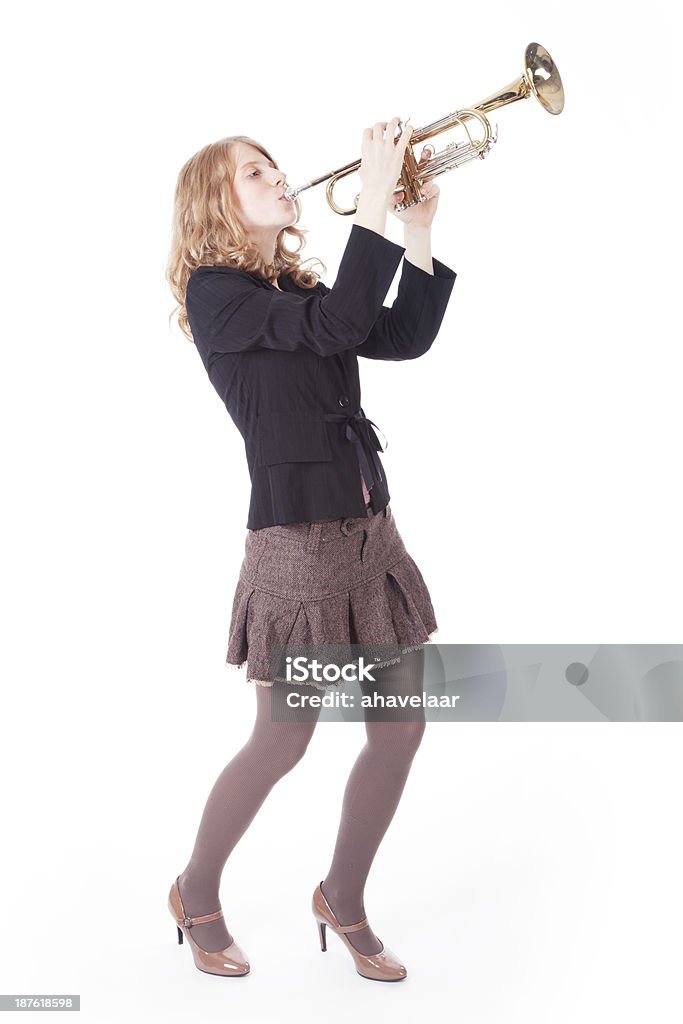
[177,648,426,957]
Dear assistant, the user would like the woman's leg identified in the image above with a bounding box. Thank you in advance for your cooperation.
[178,681,321,952]
[320,647,427,956]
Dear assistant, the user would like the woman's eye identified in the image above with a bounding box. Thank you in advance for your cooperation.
[249,170,260,177]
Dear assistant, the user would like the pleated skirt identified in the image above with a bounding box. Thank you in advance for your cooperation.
[225,503,438,690]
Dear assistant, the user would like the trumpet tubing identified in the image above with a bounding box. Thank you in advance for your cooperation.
[283,42,564,216]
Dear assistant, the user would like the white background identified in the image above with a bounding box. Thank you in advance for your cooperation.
[1,0,682,1021]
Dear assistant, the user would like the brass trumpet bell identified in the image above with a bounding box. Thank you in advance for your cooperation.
[283,41,564,215]
[476,41,564,117]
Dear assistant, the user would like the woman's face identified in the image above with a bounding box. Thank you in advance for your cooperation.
[230,142,296,235]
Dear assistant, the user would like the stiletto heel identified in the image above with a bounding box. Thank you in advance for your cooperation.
[311,880,407,982]
[168,875,250,977]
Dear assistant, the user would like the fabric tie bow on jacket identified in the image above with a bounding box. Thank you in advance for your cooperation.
[323,408,388,495]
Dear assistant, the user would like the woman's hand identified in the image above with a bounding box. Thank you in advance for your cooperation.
[358,117,414,199]
[388,144,440,228]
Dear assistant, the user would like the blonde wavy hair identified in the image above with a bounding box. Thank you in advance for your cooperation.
[166,135,326,342]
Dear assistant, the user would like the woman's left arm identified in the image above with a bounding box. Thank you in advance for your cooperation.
[403,225,434,276]
[354,249,456,361]
[394,144,442,263]
[355,147,457,361]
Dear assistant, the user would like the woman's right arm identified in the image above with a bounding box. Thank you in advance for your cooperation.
[186,224,406,358]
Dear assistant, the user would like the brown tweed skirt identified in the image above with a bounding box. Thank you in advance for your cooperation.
[225,503,438,689]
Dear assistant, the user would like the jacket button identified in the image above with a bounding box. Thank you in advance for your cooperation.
[337,395,350,408]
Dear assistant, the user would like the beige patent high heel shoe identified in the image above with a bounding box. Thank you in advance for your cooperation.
[168,876,250,977]
[312,881,407,982]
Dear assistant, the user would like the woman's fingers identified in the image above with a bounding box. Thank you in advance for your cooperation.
[398,120,412,144]
[366,117,415,143]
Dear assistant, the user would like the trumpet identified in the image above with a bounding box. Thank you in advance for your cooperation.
[283,42,564,215]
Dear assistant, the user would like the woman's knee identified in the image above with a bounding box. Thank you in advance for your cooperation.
[278,722,317,770]
[251,681,319,773]
[365,717,426,759]
[251,720,317,776]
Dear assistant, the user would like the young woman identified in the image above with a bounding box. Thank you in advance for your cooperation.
[165,118,456,981]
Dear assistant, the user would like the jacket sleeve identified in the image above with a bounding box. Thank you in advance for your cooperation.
[351,256,457,361]
[185,224,406,358]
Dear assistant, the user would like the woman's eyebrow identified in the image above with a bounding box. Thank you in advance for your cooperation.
[240,160,276,170]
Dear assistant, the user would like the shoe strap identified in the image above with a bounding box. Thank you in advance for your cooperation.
[336,917,369,933]
[319,885,369,933]
[182,909,224,928]
[176,878,224,928]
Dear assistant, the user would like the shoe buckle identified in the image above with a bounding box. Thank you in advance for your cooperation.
[183,916,193,928]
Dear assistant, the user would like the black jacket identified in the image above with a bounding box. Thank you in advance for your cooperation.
[185,223,456,530]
